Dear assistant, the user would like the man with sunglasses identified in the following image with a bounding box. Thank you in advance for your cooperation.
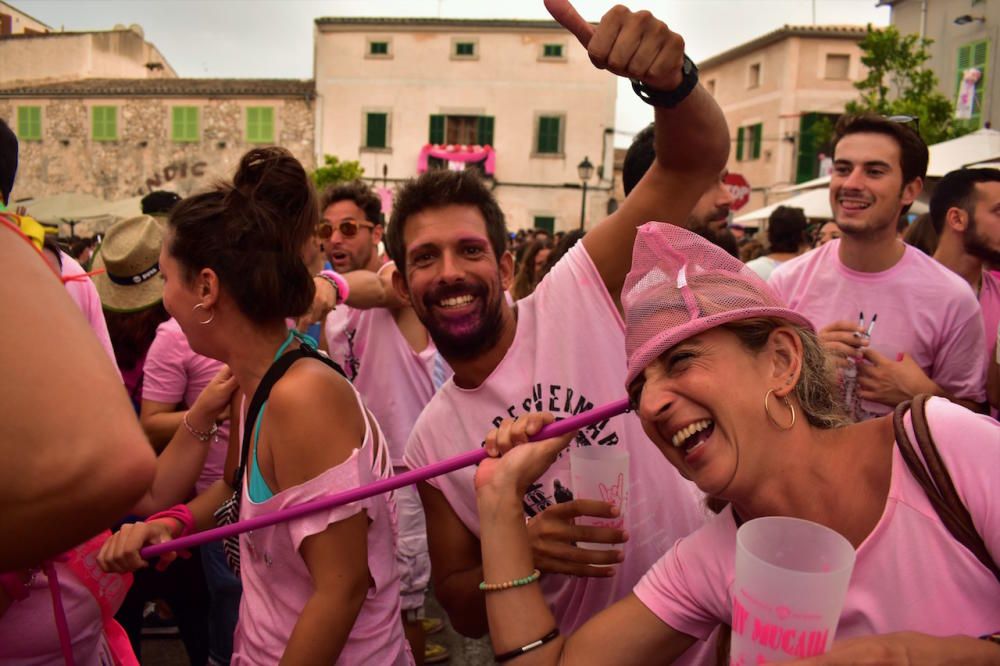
[769,113,986,419]
[315,179,452,664]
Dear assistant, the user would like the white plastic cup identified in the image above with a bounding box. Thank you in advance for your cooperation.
[568,446,629,551]
[730,516,856,664]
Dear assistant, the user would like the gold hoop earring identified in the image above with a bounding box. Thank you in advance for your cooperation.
[193,303,214,325]
[764,388,795,431]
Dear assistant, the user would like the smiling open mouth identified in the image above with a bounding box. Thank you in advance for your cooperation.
[439,294,475,309]
[838,199,871,211]
[671,419,715,455]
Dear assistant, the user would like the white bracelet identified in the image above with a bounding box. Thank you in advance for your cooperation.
[183,412,218,443]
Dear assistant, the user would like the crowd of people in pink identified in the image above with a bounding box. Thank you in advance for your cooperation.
[1,1,998,664]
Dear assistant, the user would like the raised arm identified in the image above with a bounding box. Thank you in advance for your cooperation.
[0,227,156,569]
[545,0,730,302]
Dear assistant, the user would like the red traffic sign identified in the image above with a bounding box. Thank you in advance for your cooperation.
[724,173,751,211]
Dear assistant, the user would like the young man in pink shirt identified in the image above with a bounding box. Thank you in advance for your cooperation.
[317,180,450,664]
[769,114,987,420]
[387,2,727,658]
[931,167,1000,415]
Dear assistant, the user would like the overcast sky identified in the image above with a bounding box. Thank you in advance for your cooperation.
[16,0,890,144]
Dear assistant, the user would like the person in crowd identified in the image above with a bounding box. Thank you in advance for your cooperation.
[98,147,411,665]
[769,114,986,420]
[622,121,739,258]
[813,220,841,247]
[511,238,553,300]
[538,228,585,281]
[392,5,726,662]
[92,213,212,664]
[473,224,1000,665]
[903,212,939,256]
[313,179,450,664]
[931,168,1000,414]
[738,237,765,263]
[745,206,808,280]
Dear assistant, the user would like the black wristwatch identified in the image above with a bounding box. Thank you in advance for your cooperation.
[631,55,699,109]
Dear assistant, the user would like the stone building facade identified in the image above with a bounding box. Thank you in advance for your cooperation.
[0,78,316,202]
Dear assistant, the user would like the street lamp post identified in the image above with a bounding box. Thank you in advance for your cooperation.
[577,156,594,231]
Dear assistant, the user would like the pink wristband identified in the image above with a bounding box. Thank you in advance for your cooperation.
[147,504,196,539]
[0,572,30,602]
[318,269,350,305]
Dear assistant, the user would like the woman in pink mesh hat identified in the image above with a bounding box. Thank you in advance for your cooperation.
[472,223,1000,663]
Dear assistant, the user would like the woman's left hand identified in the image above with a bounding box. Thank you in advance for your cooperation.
[781,632,1000,665]
[474,412,575,495]
[187,366,238,430]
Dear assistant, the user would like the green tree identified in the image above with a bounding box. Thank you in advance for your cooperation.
[845,24,971,145]
[311,155,364,191]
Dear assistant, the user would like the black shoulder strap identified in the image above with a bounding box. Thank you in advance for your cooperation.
[231,342,347,488]
[893,395,1000,584]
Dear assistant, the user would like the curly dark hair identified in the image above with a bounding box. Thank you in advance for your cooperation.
[319,179,382,225]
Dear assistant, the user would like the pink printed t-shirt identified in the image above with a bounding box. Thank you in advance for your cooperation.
[61,252,118,369]
[232,386,411,665]
[634,398,1000,648]
[143,318,229,494]
[404,243,708,635]
[769,240,987,417]
[981,270,1000,365]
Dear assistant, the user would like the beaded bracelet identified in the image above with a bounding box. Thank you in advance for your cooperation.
[317,269,350,306]
[479,568,541,592]
[183,412,218,443]
[495,627,560,663]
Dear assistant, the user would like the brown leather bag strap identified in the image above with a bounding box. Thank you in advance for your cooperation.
[893,396,1000,584]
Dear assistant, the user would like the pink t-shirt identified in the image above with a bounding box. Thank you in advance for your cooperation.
[404,243,708,635]
[325,299,450,465]
[981,271,1000,366]
[769,240,987,418]
[232,386,411,665]
[0,563,110,665]
[143,318,229,494]
[60,252,117,369]
[634,398,1000,644]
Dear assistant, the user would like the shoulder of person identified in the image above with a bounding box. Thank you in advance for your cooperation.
[904,248,982,309]
[269,356,359,421]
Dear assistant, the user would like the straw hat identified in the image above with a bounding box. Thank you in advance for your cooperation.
[92,215,165,312]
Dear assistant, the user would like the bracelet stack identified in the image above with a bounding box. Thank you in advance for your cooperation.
[183,413,218,443]
[479,568,541,592]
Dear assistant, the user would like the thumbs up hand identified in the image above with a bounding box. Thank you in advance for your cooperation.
[545,0,685,92]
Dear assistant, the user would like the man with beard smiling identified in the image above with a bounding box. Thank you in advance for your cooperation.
[622,122,739,257]
[769,114,986,419]
[931,167,1000,413]
[388,2,726,659]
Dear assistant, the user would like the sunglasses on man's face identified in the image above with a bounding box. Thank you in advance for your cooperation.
[315,219,375,239]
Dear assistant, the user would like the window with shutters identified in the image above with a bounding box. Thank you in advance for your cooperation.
[541,43,566,61]
[363,112,389,149]
[825,54,850,80]
[535,115,563,155]
[795,112,839,182]
[17,106,41,141]
[736,123,763,161]
[171,106,199,142]
[427,114,494,146]
[91,106,117,141]
[955,40,990,129]
[366,39,391,59]
[533,216,556,235]
[246,107,275,144]
[452,38,478,60]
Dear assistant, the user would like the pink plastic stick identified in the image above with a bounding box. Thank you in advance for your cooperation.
[142,398,630,559]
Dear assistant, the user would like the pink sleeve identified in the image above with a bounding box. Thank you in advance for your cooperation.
[929,308,988,403]
[921,398,1000,562]
[60,254,118,371]
[142,324,188,404]
[632,514,733,640]
[535,243,623,329]
[287,449,368,554]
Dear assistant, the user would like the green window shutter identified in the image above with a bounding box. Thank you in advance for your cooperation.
[796,113,819,183]
[92,106,117,141]
[477,116,495,146]
[752,123,763,160]
[247,107,274,144]
[533,216,555,234]
[172,106,199,142]
[543,44,563,58]
[370,41,388,56]
[365,112,387,148]
[736,127,744,161]
[17,106,41,141]
[429,115,445,144]
[537,116,561,154]
[972,40,989,127]
[456,42,475,56]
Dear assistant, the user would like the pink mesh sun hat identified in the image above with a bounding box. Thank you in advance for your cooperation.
[623,223,814,386]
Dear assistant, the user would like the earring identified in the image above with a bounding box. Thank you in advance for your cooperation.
[764,388,795,431]
[193,303,214,325]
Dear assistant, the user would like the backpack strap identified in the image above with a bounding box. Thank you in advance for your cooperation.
[893,395,1000,584]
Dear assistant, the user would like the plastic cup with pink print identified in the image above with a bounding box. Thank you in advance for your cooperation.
[569,446,629,552]
[730,517,856,664]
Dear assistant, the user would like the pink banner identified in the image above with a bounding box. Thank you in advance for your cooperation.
[417,144,496,175]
